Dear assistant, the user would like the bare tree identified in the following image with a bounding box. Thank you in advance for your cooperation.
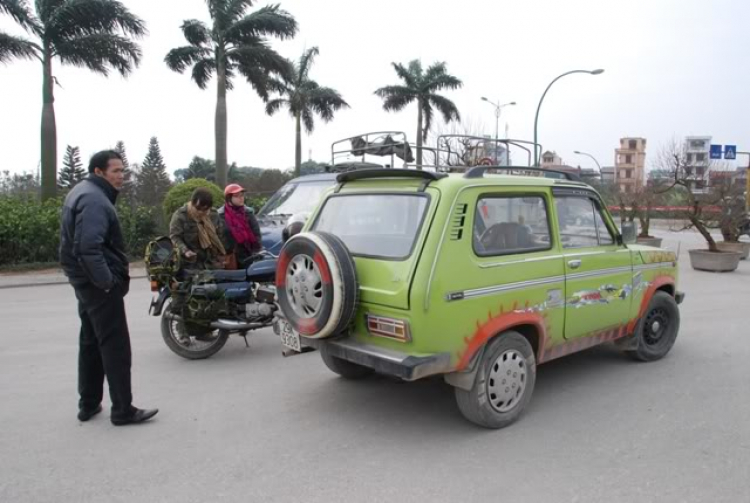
[425,117,489,169]
[653,139,738,251]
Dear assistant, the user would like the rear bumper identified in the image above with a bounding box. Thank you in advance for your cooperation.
[675,291,686,304]
[304,337,451,381]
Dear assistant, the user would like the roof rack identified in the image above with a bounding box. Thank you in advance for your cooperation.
[464,166,581,182]
[336,168,447,183]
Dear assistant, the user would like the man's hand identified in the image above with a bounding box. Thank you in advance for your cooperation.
[184,250,197,260]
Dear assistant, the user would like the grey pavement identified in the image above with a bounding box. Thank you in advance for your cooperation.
[0,265,147,289]
[0,229,749,502]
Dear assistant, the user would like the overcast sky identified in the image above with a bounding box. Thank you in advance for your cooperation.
[1,0,749,177]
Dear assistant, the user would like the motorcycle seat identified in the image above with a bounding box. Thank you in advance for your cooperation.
[209,269,247,282]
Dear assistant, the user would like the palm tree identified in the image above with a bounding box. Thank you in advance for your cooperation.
[374,60,463,168]
[0,0,145,201]
[165,1,297,188]
[265,47,349,177]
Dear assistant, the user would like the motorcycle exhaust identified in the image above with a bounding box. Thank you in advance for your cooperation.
[164,312,269,332]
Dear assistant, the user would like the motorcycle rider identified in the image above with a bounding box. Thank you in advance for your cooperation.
[169,188,227,270]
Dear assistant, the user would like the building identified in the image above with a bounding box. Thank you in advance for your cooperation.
[615,138,647,193]
[682,136,711,193]
[647,169,673,187]
[540,151,563,167]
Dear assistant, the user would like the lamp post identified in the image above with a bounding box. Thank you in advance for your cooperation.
[533,69,604,166]
[481,98,516,165]
[574,150,602,181]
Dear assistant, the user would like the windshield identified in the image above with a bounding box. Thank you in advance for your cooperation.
[312,194,429,259]
[258,181,333,217]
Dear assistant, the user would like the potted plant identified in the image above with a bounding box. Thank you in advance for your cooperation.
[656,141,742,272]
[716,187,750,260]
[615,187,662,248]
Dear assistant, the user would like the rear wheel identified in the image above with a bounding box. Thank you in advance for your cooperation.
[160,301,229,360]
[625,291,679,362]
[455,331,536,429]
[320,344,373,379]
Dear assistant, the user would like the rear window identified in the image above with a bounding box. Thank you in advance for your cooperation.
[312,194,429,259]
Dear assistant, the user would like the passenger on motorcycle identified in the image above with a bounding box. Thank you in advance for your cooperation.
[218,184,262,269]
[169,188,227,270]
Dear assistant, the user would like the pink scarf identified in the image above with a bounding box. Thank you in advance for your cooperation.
[224,203,258,251]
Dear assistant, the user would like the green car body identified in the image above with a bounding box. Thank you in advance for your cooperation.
[276,169,683,427]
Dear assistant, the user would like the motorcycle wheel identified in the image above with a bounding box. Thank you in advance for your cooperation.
[160,301,229,360]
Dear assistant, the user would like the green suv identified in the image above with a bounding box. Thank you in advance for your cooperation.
[275,167,684,428]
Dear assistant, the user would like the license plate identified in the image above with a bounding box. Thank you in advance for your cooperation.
[279,319,301,353]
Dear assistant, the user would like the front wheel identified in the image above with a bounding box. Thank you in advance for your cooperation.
[625,291,680,362]
[454,331,536,429]
[160,302,229,360]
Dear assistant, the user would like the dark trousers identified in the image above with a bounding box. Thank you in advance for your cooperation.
[73,281,134,419]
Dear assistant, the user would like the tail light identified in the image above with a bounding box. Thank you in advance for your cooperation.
[366,315,411,342]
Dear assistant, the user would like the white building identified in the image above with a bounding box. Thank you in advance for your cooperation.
[683,136,711,193]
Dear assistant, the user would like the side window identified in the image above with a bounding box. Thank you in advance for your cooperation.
[556,197,614,248]
[473,195,552,256]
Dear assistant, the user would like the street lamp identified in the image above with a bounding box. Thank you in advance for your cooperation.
[573,150,602,181]
[533,69,604,166]
[481,97,516,165]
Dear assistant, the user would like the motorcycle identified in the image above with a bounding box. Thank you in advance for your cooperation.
[144,236,279,359]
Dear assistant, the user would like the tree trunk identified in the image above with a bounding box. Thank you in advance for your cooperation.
[415,101,423,170]
[691,216,717,251]
[294,111,302,177]
[215,51,228,188]
[40,47,57,201]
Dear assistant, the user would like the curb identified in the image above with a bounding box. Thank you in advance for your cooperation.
[0,272,148,290]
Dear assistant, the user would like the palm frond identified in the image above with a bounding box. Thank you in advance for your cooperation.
[47,0,147,41]
[54,33,140,76]
[428,94,461,123]
[224,5,297,44]
[308,86,348,123]
[297,46,318,83]
[374,84,414,100]
[34,0,63,25]
[224,0,254,24]
[229,43,293,82]
[379,92,415,113]
[301,108,314,134]
[264,97,287,116]
[424,72,462,93]
[180,19,210,47]
[0,0,40,32]
[191,57,216,89]
[392,61,419,89]
[165,45,210,72]
[0,30,40,62]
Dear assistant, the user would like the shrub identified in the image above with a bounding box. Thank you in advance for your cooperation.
[0,196,62,266]
[162,178,223,220]
[117,202,160,259]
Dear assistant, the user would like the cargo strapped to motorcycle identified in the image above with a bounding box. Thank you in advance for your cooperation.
[144,236,180,284]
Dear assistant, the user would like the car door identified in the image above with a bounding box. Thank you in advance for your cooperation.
[554,189,633,340]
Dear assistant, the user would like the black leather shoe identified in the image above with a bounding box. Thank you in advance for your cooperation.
[77,404,103,422]
[111,407,159,426]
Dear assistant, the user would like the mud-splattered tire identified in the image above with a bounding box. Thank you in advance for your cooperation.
[626,291,679,362]
[455,331,536,429]
[276,231,358,339]
[320,344,374,379]
[160,301,229,360]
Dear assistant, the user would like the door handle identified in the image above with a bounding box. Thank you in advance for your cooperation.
[568,259,582,269]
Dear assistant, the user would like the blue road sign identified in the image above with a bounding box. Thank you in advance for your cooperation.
[724,145,737,160]
[710,144,723,159]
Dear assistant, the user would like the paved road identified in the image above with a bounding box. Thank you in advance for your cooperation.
[1,229,749,502]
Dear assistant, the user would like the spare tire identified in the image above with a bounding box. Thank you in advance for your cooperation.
[276,231,358,339]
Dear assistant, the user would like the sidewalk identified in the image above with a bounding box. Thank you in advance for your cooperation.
[0,265,148,289]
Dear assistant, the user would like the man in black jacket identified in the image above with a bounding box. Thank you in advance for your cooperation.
[60,150,158,426]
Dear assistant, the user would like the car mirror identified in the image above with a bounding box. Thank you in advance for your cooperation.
[621,221,638,244]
